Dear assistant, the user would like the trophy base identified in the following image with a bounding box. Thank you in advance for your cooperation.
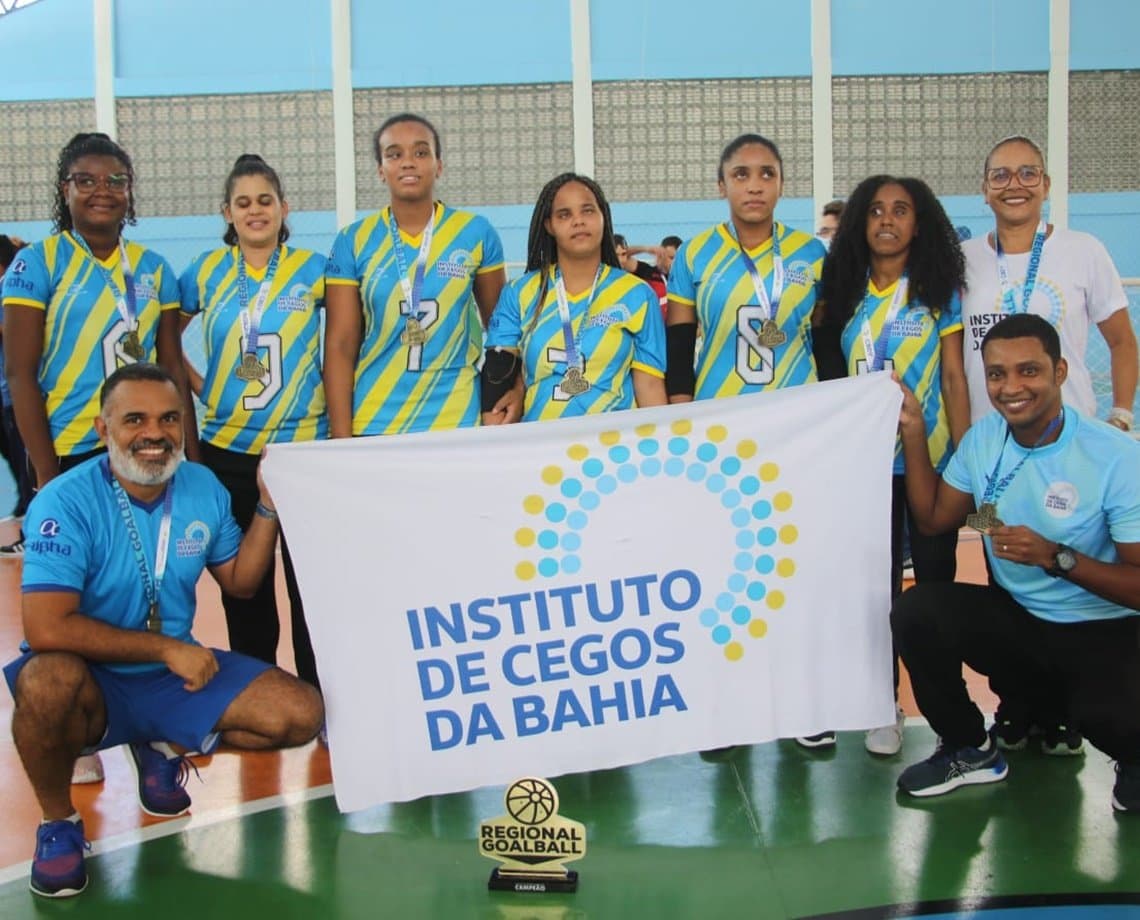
[488,868,579,893]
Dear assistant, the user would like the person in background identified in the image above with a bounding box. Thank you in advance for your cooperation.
[816,198,845,247]
[615,233,667,316]
[0,234,34,528]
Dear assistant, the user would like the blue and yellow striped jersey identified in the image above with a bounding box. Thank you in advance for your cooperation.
[326,202,505,435]
[668,223,825,399]
[0,232,180,456]
[841,282,963,474]
[180,245,327,454]
[486,265,666,421]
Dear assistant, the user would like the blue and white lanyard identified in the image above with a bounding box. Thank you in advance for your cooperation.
[554,265,601,370]
[388,207,436,321]
[110,475,174,629]
[981,412,1063,506]
[236,246,280,357]
[995,219,1047,315]
[858,274,909,371]
[729,221,784,321]
[72,232,138,336]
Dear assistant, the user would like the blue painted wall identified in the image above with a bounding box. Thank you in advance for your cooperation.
[0,0,94,101]
[1071,0,1140,69]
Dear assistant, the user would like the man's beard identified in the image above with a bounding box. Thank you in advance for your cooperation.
[107,437,184,487]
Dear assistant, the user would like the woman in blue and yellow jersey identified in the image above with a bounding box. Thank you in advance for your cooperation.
[1,132,194,492]
[179,154,325,688]
[665,134,826,403]
[482,173,667,422]
[324,113,507,436]
[816,174,969,755]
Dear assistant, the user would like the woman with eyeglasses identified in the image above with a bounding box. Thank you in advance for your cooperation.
[961,135,1138,759]
[179,154,325,691]
[0,132,193,785]
[962,135,1136,431]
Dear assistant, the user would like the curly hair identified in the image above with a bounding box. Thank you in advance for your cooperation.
[52,132,137,233]
[819,175,965,327]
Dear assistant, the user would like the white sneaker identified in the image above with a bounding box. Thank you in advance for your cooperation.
[865,708,906,756]
[71,752,105,784]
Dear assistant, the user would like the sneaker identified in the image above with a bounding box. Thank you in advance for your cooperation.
[30,819,89,898]
[795,731,837,749]
[1112,762,1140,813]
[1041,724,1085,756]
[125,743,193,817]
[71,752,104,784]
[901,555,914,580]
[0,535,25,556]
[992,716,1029,752]
[898,737,1008,798]
[865,707,906,756]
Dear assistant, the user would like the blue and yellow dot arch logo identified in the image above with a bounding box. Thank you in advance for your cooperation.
[514,419,798,661]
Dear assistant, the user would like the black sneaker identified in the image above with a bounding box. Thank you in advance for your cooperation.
[992,716,1029,752]
[0,534,25,557]
[1040,724,1084,756]
[1112,762,1140,813]
[897,737,1008,798]
[795,731,837,749]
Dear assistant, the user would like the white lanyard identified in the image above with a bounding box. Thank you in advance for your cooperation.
[859,275,909,371]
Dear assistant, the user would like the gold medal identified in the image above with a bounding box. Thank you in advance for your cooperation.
[560,366,590,396]
[146,603,162,633]
[758,319,787,348]
[236,353,266,381]
[966,502,1003,535]
[401,317,427,346]
[122,330,145,360]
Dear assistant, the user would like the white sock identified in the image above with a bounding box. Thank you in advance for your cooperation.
[149,741,179,760]
[43,812,81,826]
[977,734,992,752]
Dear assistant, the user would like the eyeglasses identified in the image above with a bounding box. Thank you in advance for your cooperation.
[65,173,131,193]
[985,165,1045,189]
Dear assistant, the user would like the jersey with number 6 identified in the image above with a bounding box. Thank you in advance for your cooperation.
[326,201,505,435]
[0,232,180,457]
[180,245,328,453]
[668,222,824,399]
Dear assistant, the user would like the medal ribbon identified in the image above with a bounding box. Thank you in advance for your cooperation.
[859,274,909,372]
[388,206,436,322]
[109,467,174,630]
[236,246,280,358]
[729,221,784,322]
[72,232,138,338]
[981,412,1063,507]
[554,265,602,371]
[995,219,1047,315]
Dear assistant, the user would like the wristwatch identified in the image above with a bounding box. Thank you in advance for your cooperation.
[1047,543,1077,578]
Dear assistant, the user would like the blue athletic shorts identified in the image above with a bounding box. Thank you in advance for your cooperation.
[3,648,272,754]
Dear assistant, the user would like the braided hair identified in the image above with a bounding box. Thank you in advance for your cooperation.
[523,173,620,334]
[52,132,137,233]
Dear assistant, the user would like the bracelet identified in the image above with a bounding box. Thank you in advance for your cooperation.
[1108,407,1134,430]
[254,501,278,521]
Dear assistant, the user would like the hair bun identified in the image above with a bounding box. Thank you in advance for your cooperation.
[235,153,266,166]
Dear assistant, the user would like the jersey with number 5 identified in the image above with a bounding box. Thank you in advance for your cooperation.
[0,231,180,457]
[326,202,505,435]
[179,245,328,453]
[668,222,824,399]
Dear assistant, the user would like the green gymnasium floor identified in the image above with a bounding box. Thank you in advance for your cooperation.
[3,722,1137,919]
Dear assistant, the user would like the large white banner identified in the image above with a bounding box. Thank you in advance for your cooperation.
[262,374,901,813]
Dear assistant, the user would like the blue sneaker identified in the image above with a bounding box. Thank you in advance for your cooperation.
[30,819,89,898]
[898,738,1008,798]
[126,743,193,817]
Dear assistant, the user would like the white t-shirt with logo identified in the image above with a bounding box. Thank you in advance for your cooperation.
[961,228,1128,423]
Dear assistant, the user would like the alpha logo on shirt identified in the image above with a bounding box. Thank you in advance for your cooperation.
[784,261,813,288]
[39,519,61,538]
[176,520,212,558]
[586,305,631,329]
[133,273,158,303]
[437,249,473,280]
[1043,481,1079,518]
[10,258,26,275]
[277,283,312,313]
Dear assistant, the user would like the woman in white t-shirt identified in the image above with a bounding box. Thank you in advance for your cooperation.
[961,135,1136,430]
